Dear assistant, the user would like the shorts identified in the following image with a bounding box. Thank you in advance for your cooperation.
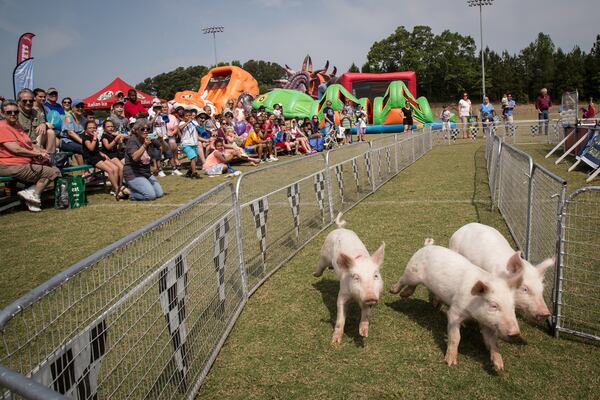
[275,141,288,149]
[204,163,224,175]
[149,146,162,161]
[59,139,84,155]
[245,145,257,154]
[182,145,198,160]
[460,116,469,126]
[0,163,60,183]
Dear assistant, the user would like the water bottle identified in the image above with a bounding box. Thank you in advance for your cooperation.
[59,181,69,209]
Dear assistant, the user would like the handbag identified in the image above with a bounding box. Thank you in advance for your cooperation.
[50,152,70,170]
[31,155,53,167]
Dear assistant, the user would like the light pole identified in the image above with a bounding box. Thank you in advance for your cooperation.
[467,0,494,101]
[202,26,224,66]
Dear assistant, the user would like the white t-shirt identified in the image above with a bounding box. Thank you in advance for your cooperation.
[179,120,198,146]
[152,114,168,139]
[458,99,471,117]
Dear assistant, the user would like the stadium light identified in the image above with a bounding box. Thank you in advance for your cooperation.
[202,26,224,66]
[467,0,494,100]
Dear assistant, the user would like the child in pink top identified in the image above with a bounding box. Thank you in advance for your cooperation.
[203,138,240,176]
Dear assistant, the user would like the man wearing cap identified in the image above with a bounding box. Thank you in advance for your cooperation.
[43,87,65,115]
[123,89,147,119]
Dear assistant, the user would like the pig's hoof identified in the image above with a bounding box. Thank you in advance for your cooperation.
[312,271,322,277]
[389,283,402,294]
[491,355,504,371]
[359,323,369,337]
[331,332,343,344]
[445,354,458,367]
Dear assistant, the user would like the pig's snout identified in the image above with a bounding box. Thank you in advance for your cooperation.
[506,327,520,338]
[536,311,551,320]
[364,298,379,306]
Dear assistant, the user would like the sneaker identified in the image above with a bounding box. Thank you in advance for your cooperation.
[185,170,193,177]
[265,158,272,163]
[17,189,41,205]
[189,172,201,179]
[157,170,166,177]
[171,169,183,176]
[270,155,279,161]
[25,201,41,212]
[232,170,241,176]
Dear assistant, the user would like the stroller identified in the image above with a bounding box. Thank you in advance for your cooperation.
[323,125,343,150]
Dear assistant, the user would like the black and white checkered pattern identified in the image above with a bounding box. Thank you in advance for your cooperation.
[249,197,269,265]
[31,319,107,399]
[553,122,560,136]
[213,217,230,312]
[506,124,517,136]
[287,183,300,239]
[450,128,460,140]
[159,254,188,381]
[530,124,539,135]
[334,164,344,202]
[385,147,392,174]
[314,172,325,223]
[351,158,360,191]
[377,149,383,179]
[490,126,497,136]
[364,152,372,187]
[469,127,478,138]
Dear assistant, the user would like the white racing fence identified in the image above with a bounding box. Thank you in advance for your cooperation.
[451,118,563,145]
[1,129,433,399]
[485,128,600,341]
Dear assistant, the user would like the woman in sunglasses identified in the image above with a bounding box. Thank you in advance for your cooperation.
[122,120,164,200]
[61,97,73,115]
[0,100,60,212]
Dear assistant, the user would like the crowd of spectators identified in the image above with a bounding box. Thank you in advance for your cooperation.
[0,88,367,212]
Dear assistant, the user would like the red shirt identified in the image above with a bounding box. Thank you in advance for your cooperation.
[123,100,148,119]
[535,95,552,111]
[0,120,34,165]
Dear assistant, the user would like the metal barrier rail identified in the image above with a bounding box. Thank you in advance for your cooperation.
[1,129,434,399]
[555,186,600,341]
[453,119,563,145]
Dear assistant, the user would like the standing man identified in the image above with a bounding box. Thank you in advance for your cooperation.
[535,88,552,135]
[123,89,147,119]
[323,100,335,134]
[458,92,472,139]
[17,89,56,153]
[43,87,65,115]
[504,93,516,135]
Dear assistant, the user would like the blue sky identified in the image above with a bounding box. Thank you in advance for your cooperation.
[1,0,598,99]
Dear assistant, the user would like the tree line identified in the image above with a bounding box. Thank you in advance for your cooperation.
[137,26,600,104]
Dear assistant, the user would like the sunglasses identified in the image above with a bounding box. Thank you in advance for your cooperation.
[4,110,19,115]
[48,92,58,96]
[140,127,151,132]
[63,101,72,105]
[20,99,34,104]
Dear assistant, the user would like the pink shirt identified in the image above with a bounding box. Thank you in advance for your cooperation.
[203,149,224,169]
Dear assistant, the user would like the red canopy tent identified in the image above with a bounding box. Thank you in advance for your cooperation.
[82,77,156,109]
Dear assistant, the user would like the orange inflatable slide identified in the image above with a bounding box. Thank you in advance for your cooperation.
[173,66,259,114]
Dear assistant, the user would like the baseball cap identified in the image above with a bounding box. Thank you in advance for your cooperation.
[47,87,58,95]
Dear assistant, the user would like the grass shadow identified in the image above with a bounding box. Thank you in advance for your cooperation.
[471,144,491,224]
[386,297,498,374]
[312,278,365,347]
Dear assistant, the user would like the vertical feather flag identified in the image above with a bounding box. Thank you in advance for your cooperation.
[13,33,35,98]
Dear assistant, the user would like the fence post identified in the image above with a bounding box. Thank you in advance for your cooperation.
[323,151,335,221]
[525,158,534,259]
[368,142,376,193]
[394,133,399,174]
[233,178,249,300]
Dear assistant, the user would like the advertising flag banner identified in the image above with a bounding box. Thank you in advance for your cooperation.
[13,33,35,98]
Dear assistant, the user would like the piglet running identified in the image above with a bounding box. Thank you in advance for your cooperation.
[314,213,385,344]
[390,239,523,370]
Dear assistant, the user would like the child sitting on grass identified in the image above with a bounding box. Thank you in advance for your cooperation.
[203,138,240,177]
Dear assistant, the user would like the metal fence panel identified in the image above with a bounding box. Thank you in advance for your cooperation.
[497,143,533,254]
[483,119,562,145]
[556,187,600,341]
[529,165,567,317]
[370,135,399,189]
[1,182,244,400]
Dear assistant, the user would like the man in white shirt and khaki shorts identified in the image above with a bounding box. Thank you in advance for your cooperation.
[458,92,472,139]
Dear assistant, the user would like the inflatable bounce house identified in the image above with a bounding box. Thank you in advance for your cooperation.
[173,66,259,114]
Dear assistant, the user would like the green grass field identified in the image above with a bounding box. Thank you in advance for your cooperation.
[196,140,600,399]
[1,135,598,399]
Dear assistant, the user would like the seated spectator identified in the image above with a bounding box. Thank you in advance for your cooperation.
[291,118,312,153]
[59,102,86,164]
[123,89,148,119]
[203,138,240,177]
[82,120,124,198]
[158,101,182,176]
[100,120,127,164]
[0,100,60,212]
[178,108,203,179]
[275,125,298,155]
[222,99,235,116]
[17,89,56,153]
[234,100,246,121]
[61,97,73,115]
[123,120,164,200]
[109,101,130,135]
[43,87,65,115]
[244,123,269,162]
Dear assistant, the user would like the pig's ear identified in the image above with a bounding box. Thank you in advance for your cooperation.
[337,253,354,271]
[371,241,385,268]
[471,280,489,296]
[536,257,555,277]
[506,251,524,275]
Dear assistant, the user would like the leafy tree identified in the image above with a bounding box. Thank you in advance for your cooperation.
[348,63,359,73]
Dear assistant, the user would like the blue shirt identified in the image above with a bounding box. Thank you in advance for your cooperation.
[480,103,494,117]
[60,114,84,140]
[505,100,516,116]
[44,101,65,115]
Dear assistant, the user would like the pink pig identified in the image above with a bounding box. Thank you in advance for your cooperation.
[449,223,555,321]
[390,239,524,370]
[314,213,385,344]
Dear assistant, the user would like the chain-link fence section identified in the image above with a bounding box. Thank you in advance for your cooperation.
[1,129,437,399]
[0,182,245,400]
[555,187,600,341]
[496,144,533,253]
[529,165,567,318]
